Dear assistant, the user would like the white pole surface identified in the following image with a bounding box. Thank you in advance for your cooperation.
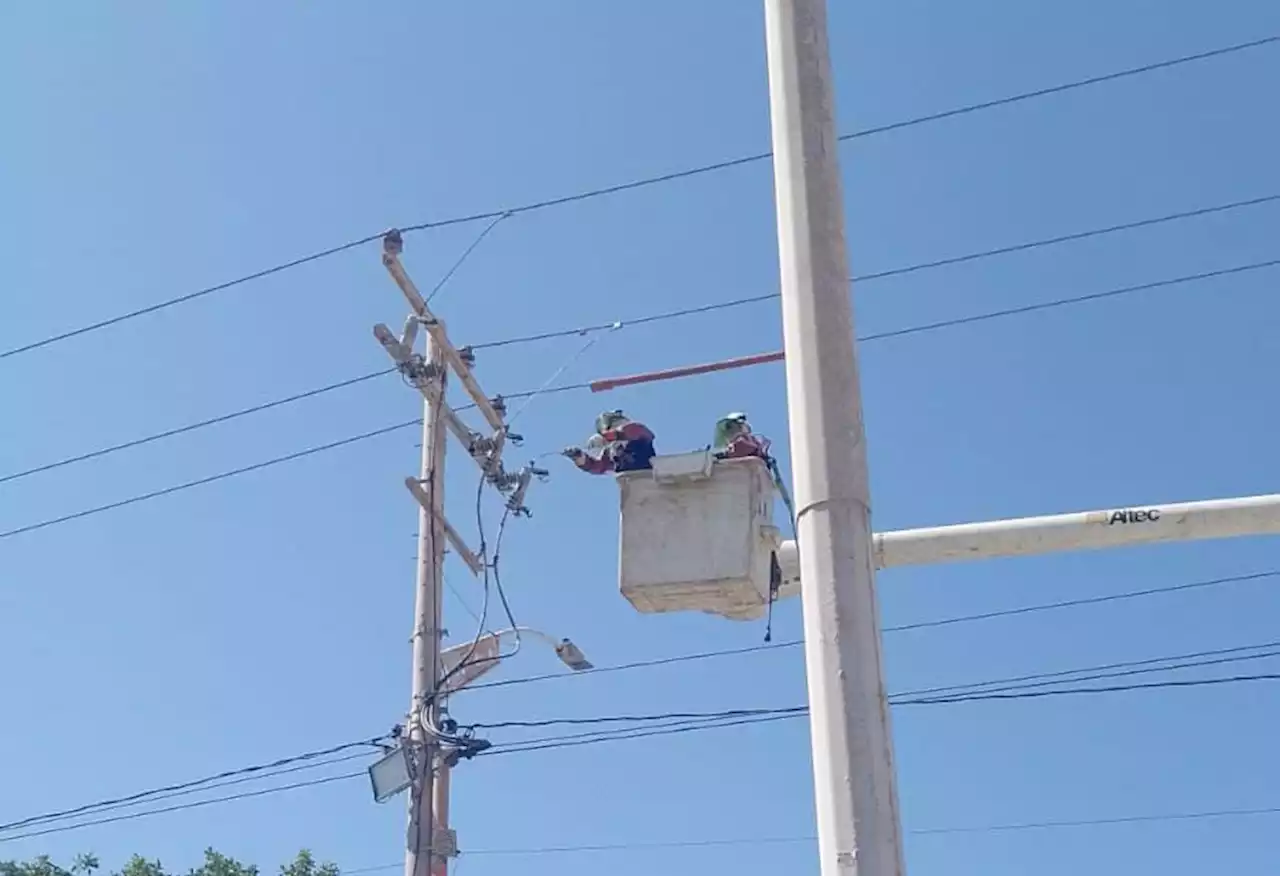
[764,1,907,874]
[774,493,1280,589]
[405,339,447,876]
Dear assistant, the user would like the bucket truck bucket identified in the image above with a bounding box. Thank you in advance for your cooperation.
[617,452,780,621]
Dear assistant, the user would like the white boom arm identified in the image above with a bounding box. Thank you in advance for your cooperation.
[775,492,1280,596]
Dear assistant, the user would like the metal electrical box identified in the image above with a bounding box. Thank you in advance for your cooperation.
[618,452,781,621]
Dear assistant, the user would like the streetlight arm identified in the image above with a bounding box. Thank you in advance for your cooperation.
[438,627,592,694]
[774,491,1280,595]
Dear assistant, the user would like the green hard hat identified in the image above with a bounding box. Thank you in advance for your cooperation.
[596,410,627,433]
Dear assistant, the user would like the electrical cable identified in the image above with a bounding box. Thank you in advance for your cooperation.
[0,736,385,835]
[474,705,807,730]
[1,34,1273,364]
[424,213,510,305]
[0,369,395,487]
[475,644,1280,734]
[504,325,621,425]
[892,639,1280,700]
[0,771,367,845]
[458,569,1280,692]
[432,472,499,699]
[6,653,1279,843]
[6,255,1277,541]
[0,749,374,833]
[480,712,807,757]
[393,33,1277,236]
[0,418,422,541]
[340,798,1280,861]
[859,257,1280,344]
[468,670,1280,757]
[898,672,1280,705]
[6,195,1278,490]
[886,569,1280,633]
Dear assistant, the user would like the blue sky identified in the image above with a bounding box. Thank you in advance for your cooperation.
[2,2,1279,874]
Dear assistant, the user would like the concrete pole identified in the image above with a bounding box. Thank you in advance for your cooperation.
[405,337,447,876]
[763,2,907,875]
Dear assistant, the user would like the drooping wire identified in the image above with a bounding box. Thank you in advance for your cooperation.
[505,323,621,426]
[424,212,511,304]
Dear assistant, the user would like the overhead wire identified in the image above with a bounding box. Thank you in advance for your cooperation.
[383,569,1280,694]
[6,253,1279,541]
[6,652,1280,843]
[1,34,1274,364]
[0,771,367,845]
[5,192,1278,489]
[0,749,374,834]
[424,212,511,304]
[469,671,1280,757]
[891,638,1280,700]
[0,418,421,541]
[0,736,386,836]
[0,369,395,487]
[885,569,1280,633]
[475,644,1280,736]
[340,798,1280,862]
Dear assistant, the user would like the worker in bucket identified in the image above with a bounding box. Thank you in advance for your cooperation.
[713,412,771,460]
[563,410,657,474]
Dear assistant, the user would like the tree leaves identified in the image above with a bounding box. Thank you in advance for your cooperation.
[0,850,336,876]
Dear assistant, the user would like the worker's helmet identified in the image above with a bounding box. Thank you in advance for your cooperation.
[596,410,628,433]
[714,412,750,447]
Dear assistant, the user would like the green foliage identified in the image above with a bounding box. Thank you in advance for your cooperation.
[0,851,337,876]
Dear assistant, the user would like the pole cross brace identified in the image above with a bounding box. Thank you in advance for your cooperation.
[404,477,485,576]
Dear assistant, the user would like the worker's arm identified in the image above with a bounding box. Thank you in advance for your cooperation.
[564,448,615,474]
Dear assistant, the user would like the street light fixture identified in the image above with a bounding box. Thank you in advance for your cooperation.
[437,626,592,696]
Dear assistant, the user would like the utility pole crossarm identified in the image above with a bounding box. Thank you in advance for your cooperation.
[380,243,507,432]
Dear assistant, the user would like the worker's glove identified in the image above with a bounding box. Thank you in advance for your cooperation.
[561,446,584,459]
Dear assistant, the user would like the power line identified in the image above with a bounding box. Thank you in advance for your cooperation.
[0,771,367,845]
[855,192,1280,283]
[0,369,394,487]
[1,749,374,834]
[900,672,1280,705]
[860,257,1280,343]
[472,671,1280,757]
[893,641,1280,699]
[0,419,420,540]
[6,190,1277,490]
[457,569,1280,691]
[402,34,1279,233]
[911,805,1280,836]
[477,645,1280,734]
[474,705,808,730]
[0,737,385,834]
[5,254,1276,538]
[6,661,1278,843]
[886,569,1280,633]
[333,798,1280,864]
[2,34,1273,363]
[0,235,383,362]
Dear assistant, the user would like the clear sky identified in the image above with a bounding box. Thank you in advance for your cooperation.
[3,2,1279,874]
